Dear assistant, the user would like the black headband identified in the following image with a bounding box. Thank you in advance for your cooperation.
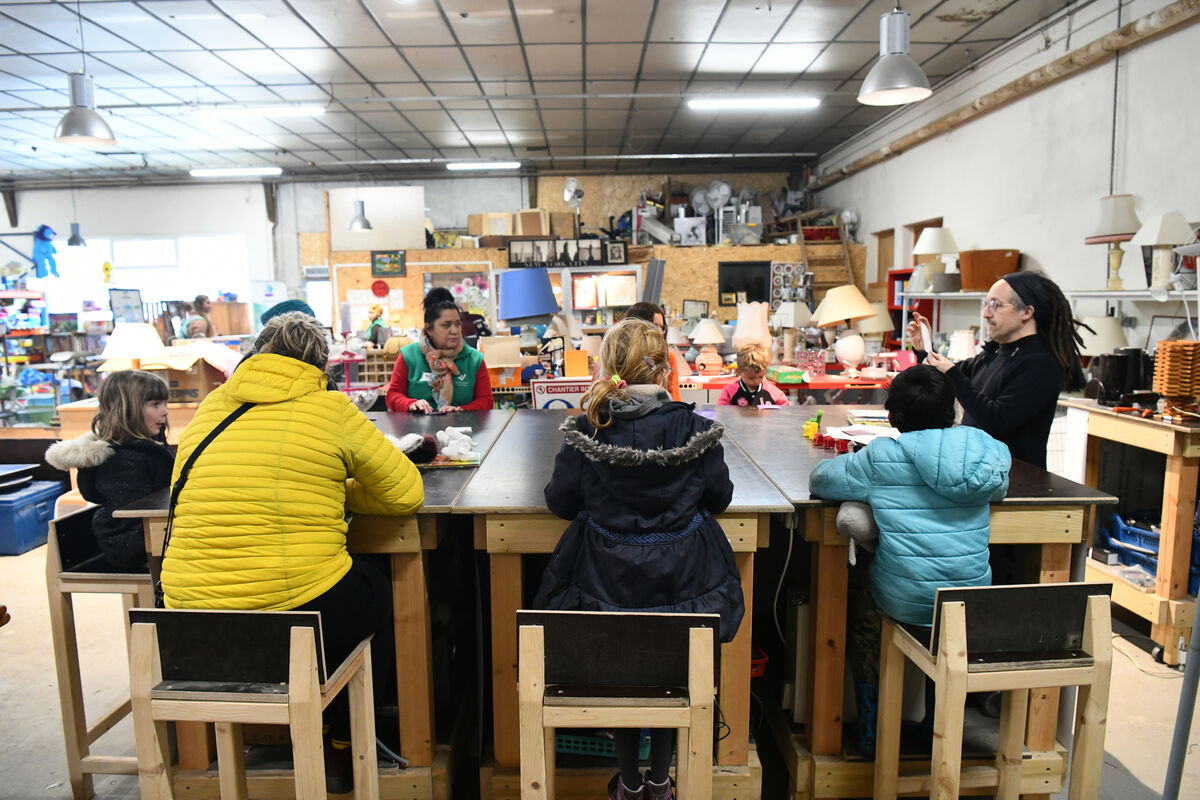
[1002,271,1050,325]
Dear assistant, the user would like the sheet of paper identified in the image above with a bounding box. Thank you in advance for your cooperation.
[919,321,932,353]
[347,289,374,305]
[389,289,404,309]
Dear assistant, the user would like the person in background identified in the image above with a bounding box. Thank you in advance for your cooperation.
[619,302,681,401]
[907,270,1084,469]
[808,365,1010,758]
[260,298,315,325]
[183,315,209,339]
[535,318,743,800]
[46,371,175,571]
[364,303,389,349]
[192,294,217,337]
[160,312,424,792]
[717,344,791,406]
[385,287,494,413]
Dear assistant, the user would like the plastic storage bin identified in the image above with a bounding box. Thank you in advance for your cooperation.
[0,480,66,555]
[556,732,650,760]
[1105,512,1200,567]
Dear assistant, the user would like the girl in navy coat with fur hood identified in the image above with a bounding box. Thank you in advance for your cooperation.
[534,317,743,800]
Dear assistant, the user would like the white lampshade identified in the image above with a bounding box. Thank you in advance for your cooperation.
[947,330,977,361]
[731,302,772,351]
[1129,212,1194,247]
[1078,315,1128,356]
[666,324,685,345]
[688,317,726,345]
[913,227,959,255]
[1086,194,1140,243]
[100,323,166,369]
[854,302,894,336]
[772,301,813,329]
[814,285,875,328]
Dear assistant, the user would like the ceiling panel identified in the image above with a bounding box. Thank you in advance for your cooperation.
[711,0,799,43]
[541,108,583,130]
[449,109,501,130]
[443,0,520,45]
[586,0,652,43]
[695,44,765,77]
[143,1,264,49]
[215,49,309,83]
[525,45,582,80]
[464,45,529,82]
[0,16,77,55]
[152,50,257,85]
[753,43,824,75]
[640,43,704,79]
[401,46,475,82]
[92,51,202,87]
[513,0,582,44]
[0,4,140,52]
[281,0,391,47]
[278,48,364,83]
[586,44,641,80]
[649,0,725,43]
[584,80,635,109]
[803,42,876,77]
[38,52,150,88]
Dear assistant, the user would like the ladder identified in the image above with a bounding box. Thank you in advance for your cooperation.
[799,220,854,300]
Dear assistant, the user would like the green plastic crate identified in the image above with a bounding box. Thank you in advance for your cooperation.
[555,733,650,760]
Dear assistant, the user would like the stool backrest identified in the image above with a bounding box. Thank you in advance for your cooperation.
[930,583,1112,664]
[51,505,104,573]
[517,610,719,692]
[129,609,328,684]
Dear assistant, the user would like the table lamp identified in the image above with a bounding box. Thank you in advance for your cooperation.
[688,318,726,376]
[911,227,958,292]
[666,323,693,377]
[99,322,166,370]
[814,284,876,376]
[772,301,813,364]
[854,302,895,355]
[1084,194,1140,290]
[731,301,772,351]
[497,268,560,348]
[1129,212,1193,292]
[1078,315,1128,357]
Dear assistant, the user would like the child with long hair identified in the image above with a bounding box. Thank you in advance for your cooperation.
[534,317,744,800]
[47,371,175,571]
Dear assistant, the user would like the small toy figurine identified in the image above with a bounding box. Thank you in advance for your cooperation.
[32,225,58,278]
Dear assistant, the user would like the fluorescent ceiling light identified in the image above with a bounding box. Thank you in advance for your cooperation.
[189,167,283,178]
[446,161,521,171]
[687,97,820,111]
[192,105,325,119]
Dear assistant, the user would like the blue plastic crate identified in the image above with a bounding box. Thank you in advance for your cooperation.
[555,733,650,760]
[1103,533,1200,596]
[0,480,65,555]
[1105,513,1200,568]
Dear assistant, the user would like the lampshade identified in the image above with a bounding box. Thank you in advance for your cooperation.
[545,310,583,339]
[666,324,685,345]
[913,227,959,255]
[771,301,813,329]
[67,222,86,247]
[54,73,116,146]
[731,302,772,351]
[1129,212,1194,247]
[857,8,931,106]
[1078,315,1128,357]
[100,323,166,369]
[855,302,895,336]
[814,285,876,328]
[1085,194,1140,244]
[347,199,373,231]
[497,268,559,320]
[688,318,726,345]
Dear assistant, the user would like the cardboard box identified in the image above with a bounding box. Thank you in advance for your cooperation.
[468,214,483,236]
[148,361,226,403]
[515,208,549,236]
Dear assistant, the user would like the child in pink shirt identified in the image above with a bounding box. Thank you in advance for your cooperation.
[717,345,791,406]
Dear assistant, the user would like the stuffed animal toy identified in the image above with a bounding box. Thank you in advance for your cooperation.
[32,225,58,278]
[388,433,439,464]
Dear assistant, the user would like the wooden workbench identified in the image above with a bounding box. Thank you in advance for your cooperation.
[457,408,790,799]
[715,405,1117,800]
[1059,397,1199,665]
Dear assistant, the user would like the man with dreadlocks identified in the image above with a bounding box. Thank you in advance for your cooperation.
[908,270,1084,469]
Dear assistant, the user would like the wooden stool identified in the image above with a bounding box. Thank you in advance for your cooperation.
[874,583,1113,800]
[128,609,379,800]
[517,610,719,800]
[45,505,154,800]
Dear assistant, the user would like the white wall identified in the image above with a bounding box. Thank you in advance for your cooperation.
[816,0,1200,341]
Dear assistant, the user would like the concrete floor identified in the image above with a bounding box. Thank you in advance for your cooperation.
[2,544,1198,800]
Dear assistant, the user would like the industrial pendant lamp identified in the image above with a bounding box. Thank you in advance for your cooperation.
[54,1,116,146]
[858,4,932,107]
[347,125,372,232]
[67,185,85,246]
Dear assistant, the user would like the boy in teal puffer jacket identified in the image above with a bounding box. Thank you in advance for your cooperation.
[809,365,1011,757]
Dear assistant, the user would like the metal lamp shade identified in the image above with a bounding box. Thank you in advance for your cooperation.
[497,268,559,321]
[347,200,373,231]
[54,74,116,146]
[858,10,931,106]
[67,222,86,247]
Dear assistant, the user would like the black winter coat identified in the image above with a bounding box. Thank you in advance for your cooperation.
[46,433,175,571]
[534,393,744,642]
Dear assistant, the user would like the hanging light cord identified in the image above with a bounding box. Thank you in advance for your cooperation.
[75,0,87,74]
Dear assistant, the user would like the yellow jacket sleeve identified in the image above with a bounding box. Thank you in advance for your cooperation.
[340,400,424,516]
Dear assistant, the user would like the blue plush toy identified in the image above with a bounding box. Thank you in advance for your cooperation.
[33,225,58,278]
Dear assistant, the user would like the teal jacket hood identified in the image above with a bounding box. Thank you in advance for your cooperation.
[896,427,1010,503]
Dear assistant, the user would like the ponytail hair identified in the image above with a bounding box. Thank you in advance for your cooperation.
[92,370,169,444]
[581,317,670,429]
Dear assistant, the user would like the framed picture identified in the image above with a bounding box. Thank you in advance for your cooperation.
[109,288,144,323]
[371,250,406,277]
[720,292,737,306]
[531,239,554,265]
[509,240,533,266]
[606,241,627,265]
[682,299,709,318]
[578,239,604,266]
[48,312,78,334]
[674,217,706,246]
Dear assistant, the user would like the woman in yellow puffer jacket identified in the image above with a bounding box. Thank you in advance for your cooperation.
[160,311,423,786]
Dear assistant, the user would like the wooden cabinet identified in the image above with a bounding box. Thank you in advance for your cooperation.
[209,301,251,335]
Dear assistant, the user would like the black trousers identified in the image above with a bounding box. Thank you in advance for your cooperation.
[294,556,396,740]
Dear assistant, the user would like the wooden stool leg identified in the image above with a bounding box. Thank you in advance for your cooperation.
[995,689,1028,800]
[687,628,714,800]
[675,726,690,800]
[214,723,248,800]
[288,627,328,800]
[518,625,549,799]
[1068,597,1113,800]
[47,585,91,800]
[874,618,905,800]
[930,604,968,800]
[129,624,174,800]
[349,645,379,800]
[544,727,557,800]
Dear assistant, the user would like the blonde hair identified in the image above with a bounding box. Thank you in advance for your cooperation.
[736,344,769,373]
[92,370,169,444]
[581,317,670,429]
[254,311,329,369]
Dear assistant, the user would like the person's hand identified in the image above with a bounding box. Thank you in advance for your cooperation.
[410,399,433,414]
[906,311,931,352]
[441,405,461,413]
[923,352,954,374]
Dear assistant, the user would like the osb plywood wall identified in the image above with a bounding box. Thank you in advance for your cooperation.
[330,247,507,330]
[535,172,789,233]
[299,232,328,267]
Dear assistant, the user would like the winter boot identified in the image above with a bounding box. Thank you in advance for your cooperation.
[855,680,878,759]
[643,771,675,800]
[607,772,644,800]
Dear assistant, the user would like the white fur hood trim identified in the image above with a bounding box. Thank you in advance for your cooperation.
[45,432,115,470]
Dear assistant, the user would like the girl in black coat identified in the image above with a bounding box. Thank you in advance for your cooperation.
[47,370,175,571]
[534,318,743,800]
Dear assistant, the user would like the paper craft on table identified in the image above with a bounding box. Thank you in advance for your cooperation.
[919,321,932,354]
[826,425,901,445]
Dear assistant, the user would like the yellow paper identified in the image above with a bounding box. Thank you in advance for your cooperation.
[563,349,590,377]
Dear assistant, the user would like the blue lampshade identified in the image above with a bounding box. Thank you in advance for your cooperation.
[497,268,559,320]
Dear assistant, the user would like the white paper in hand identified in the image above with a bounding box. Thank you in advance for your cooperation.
[919,321,932,353]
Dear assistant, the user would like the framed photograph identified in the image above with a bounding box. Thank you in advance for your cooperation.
[508,240,533,266]
[108,288,144,323]
[48,312,78,334]
[736,291,748,303]
[606,241,627,265]
[682,299,709,318]
[532,239,554,265]
[720,292,738,306]
[371,250,406,277]
[578,239,604,266]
